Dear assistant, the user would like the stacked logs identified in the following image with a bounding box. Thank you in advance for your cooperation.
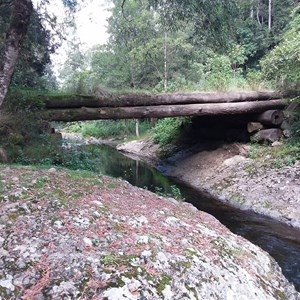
[247,110,288,144]
[39,91,299,143]
[40,91,298,123]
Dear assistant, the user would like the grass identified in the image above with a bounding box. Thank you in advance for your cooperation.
[247,141,300,169]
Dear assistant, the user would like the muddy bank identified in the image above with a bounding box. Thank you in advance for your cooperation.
[0,165,299,299]
[118,139,300,228]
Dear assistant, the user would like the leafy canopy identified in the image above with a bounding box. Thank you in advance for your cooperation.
[261,5,300,89]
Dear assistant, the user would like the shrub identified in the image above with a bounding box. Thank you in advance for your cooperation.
[152,117,191,146]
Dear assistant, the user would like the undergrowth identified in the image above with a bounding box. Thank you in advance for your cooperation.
[248,141,300,169]
[63,120,151,139]
[152,117,191,146]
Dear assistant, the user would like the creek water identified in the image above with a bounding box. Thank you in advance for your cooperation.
[69,142,300,291]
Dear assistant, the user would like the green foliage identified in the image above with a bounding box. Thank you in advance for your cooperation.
[63,120,151,139]
[246,69,264,90]
[196,52,248,91]
[0,89,61,165]
[0,7,55,91]
[0,109,60,165]
[4,89,46,112]
[248,141,300,169]
[152,117,191,146]
[261,5,300,89]
[289,97,300,141]
[154,185,185,201]
[56,0,297,93]
[204,54,233,91]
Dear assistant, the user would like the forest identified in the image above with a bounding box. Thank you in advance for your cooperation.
[0,0,300,163]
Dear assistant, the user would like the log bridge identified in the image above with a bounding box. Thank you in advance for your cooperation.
[42,90,299,143]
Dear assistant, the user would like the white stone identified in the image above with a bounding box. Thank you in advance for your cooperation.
[162,285,173,300]
[141,249,152,258]
[83,237,93,246]
[103,286,138,300]
[0,275,15,291]
[137,235,149,244]
[165,216,180,224]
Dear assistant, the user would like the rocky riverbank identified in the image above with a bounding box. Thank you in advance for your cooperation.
[117,139,300,228]
[0,165,299,299]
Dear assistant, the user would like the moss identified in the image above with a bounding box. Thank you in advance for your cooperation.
[185,284,199,299]
[107,182,118,189]
[155,274,172,295]
[184,248,198,258]
[274,289,289,300]
[33,177,47,188]
[210,237,234,258]
[8,213,18,221]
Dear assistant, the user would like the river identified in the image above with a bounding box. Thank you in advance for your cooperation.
[65,142,300,291]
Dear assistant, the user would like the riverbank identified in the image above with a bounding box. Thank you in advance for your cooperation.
[0,164,299,299]
[118,139,300,228]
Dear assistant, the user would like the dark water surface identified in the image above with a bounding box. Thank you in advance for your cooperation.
[75,143,300,291]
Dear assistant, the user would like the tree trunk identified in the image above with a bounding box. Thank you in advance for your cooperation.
[43,100,287,122]
[268,0,272,31]
[135,119,139,137]
[42,91,297,109]
[0,0,33,107]
[164,31,168,90]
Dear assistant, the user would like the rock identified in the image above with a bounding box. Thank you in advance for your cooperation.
[48,167,57,173]
[223,155,249,167]
[272,141,283,147]
[0,165,299,299]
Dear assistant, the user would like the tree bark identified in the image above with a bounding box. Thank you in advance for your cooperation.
[268,0,272,31]
[0,0,33,107]
[42,91,297,109]
[43,99,287,122]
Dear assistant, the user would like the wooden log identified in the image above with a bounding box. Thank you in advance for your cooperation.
[247,122,264,133]
[252,129,283,143]
[256,110,284,126]
[41,90,298,109]
[43,99,287,122]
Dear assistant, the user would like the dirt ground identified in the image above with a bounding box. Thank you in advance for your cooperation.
[118,140,300,228]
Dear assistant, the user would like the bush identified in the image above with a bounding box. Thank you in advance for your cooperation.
[152,117,191,146]
[0,90,61,164]
[203,54,233,91]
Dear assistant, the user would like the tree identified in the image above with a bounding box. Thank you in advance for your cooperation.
[261,4,300,89]
[0,0,33,107]
[0,0,79,107]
